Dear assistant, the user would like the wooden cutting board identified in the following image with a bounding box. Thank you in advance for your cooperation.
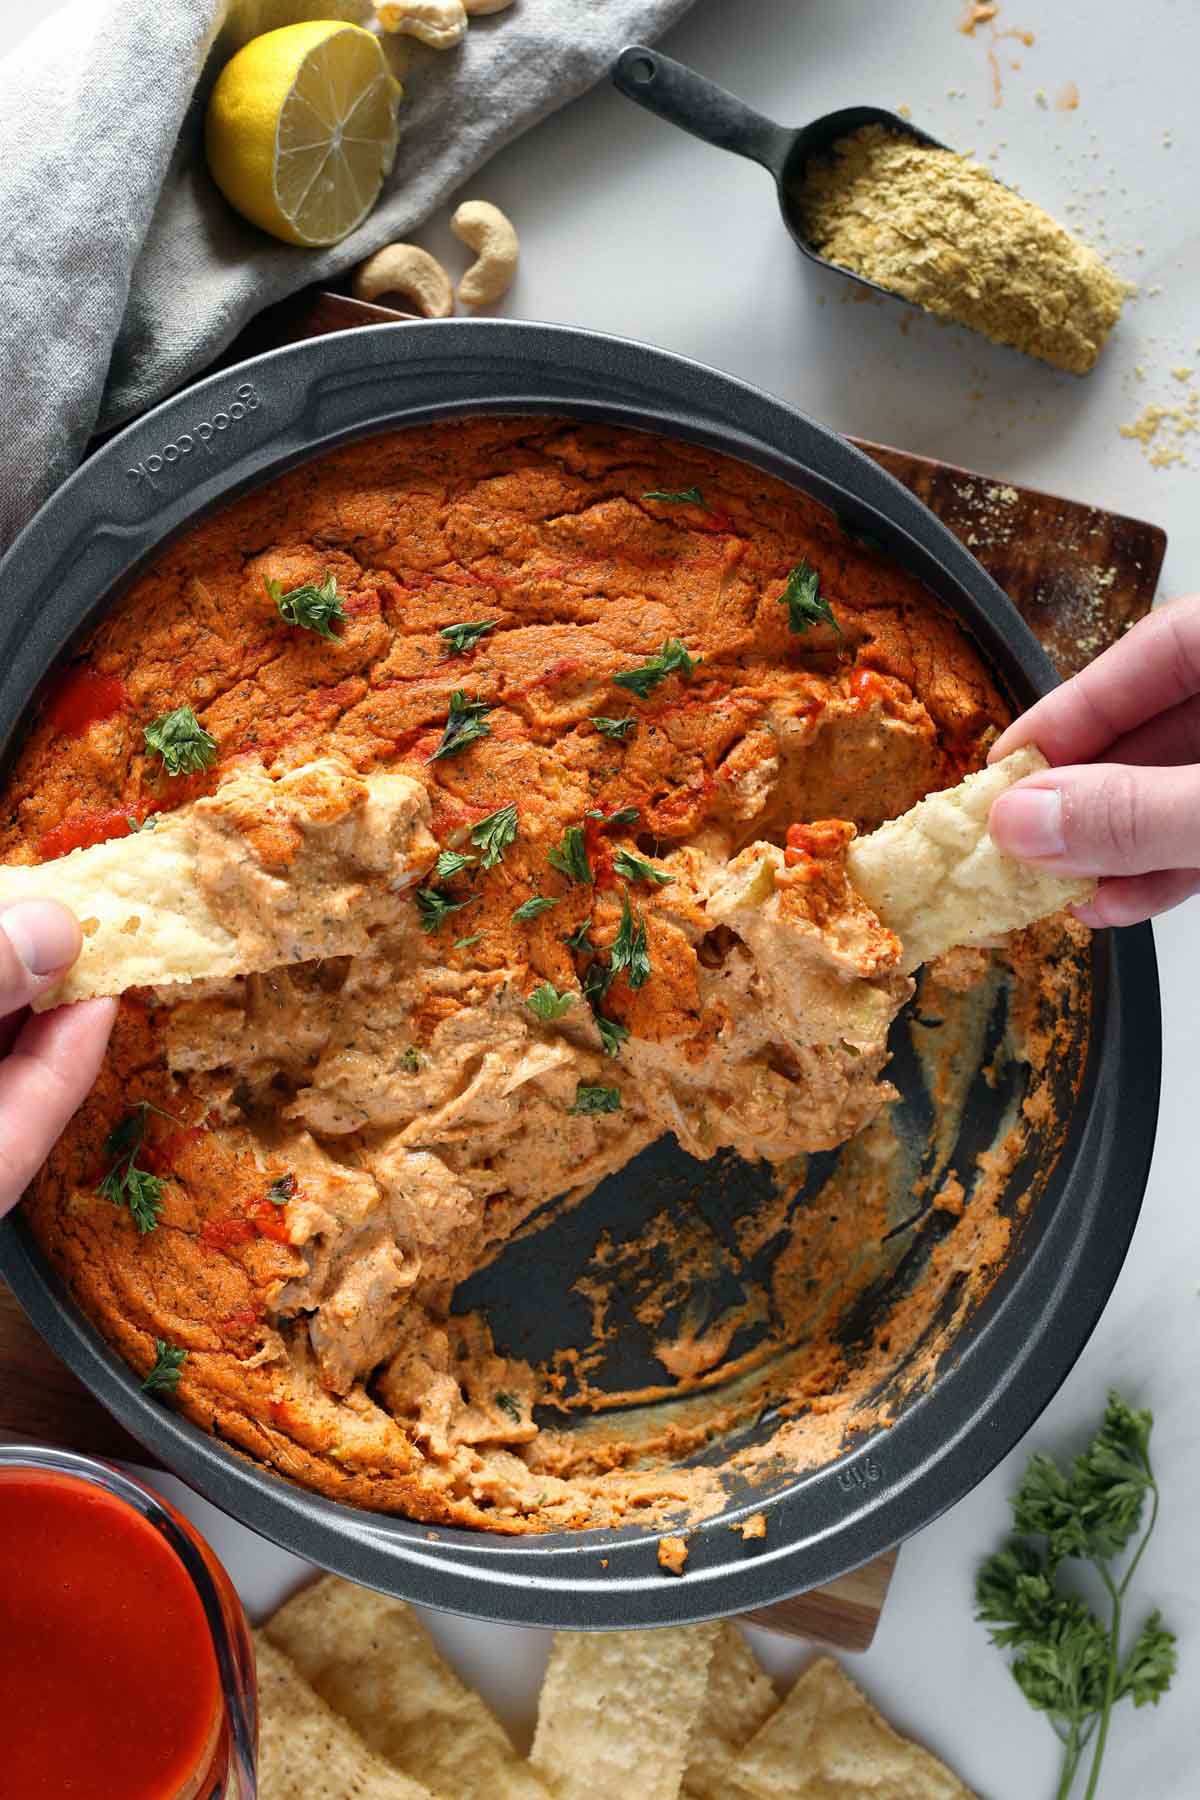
[0,295,1166,1651]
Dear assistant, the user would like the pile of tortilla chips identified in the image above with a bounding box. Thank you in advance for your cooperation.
[257,1576,974,1798]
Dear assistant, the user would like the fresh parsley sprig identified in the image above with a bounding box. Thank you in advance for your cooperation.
[612,638,700,700]
[440,619,496,657]
[527,982,575,1022]
[609,889,651,991]
[266,571,347,641]
[266,1173,296,1205]
[98,1101,177,1234]
[612,848,673,888]
[564,917,596,955]
[642,486,706,506]
[976,1392,1176,1800]
[591,716,637,741]
[779,559,841,636]
[429,691,493,762]
[512,895,558,924]
[142,1339,187,1396]
[143,705,217,777]
[547,824,592,886]
[470,804,518,870]
[570,1082,622,1115]
[434,848,476,881]
[415,884,470,934]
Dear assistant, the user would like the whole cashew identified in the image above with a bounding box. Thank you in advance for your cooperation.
[353,244,455,319]
[451,200,519,308]
[373,0,467,49]
[464,0,515,12]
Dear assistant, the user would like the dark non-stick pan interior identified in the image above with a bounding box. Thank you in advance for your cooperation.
[0,322,1160,1626]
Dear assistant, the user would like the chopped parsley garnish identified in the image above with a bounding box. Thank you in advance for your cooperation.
[142,1339,188,1396]
[609,889,652,991]
[564,917,596,955]
[591,716,637,741]
[143,705,217,777]
[612,848,673,887]
[454,932,485,950]
[434,848,476,881]
[976,1392,1175,1800]
[547,824,592,886]
[527,982,575,1021]
[570,1082,623,1115]
[495,1390,523,1423]
[595,1013,630,1058]
[588,805,640,827]
[266,1173,296,1205]
[470,804,518,870]
[780,558,841,635]
[429,690,493,762]
[612,638,700,699]
[266,571,346,641]
[440,619,497,657]
[400,1046,422,1074]
[98,1103,168,1234]
[512,895,558,924]
[642,486,705,506]
[416,884,471,934]
[126,814,157,833]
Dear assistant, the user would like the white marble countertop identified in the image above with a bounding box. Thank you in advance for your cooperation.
[4,3,1197,1795]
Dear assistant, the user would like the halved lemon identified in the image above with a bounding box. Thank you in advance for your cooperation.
[205,21,402,248]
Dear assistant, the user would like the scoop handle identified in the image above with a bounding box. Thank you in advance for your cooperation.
[612,46,793,179]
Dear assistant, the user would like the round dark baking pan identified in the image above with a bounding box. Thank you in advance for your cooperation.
[0,321,1160,1628]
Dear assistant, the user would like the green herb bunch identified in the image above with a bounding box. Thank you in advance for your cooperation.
[977,1392,1176,1800]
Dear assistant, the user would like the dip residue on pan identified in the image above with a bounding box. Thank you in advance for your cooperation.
[1,419,1089,1534]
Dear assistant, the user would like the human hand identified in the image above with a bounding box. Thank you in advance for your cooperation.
[0,900,116,1219]
[988,594,1200,927]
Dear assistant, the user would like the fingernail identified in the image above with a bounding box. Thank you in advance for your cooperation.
[992,787,1066,859]
[2,901,79,975]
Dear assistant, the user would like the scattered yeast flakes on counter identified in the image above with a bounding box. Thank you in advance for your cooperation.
[798,125,1125,372]
[1119,387,1199,469]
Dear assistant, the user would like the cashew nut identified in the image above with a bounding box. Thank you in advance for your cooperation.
[464,0,515,12]
[373,0,467,49]
[451,200,519,308]
[353,244,455,319]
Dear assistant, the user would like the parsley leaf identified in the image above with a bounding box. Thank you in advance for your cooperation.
[595,1013,630,1058]
[612,638,700,699]
[588,805,640,827]
[494,1390,523,1424]
[143,705,217,777]
[266,1173,296,1205]
[609,889,651,990]
[780,559,841,636]
[429,690,493,762]
[266,571,346,641]
[454,932,485,950]
[591,716,637,741]
[570,1082,622,1115]
[976,1392,1175,1800]
[142,1339,187,1396]
[512,895,558,924]
[564,917,596,955]
[643,486,705,506]
[434,848,476,881]
[98,1104,166,1234]
[400,1046,421,1074]
[470,804,518,870]
[527,982,575,1021]
[415,884,470,934]
[612,848,673,888]
[440,619,497,657]
[547,824,592,885]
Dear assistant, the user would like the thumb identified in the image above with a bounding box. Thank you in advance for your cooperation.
[0,900,82,1015]
[989,763,1200,878]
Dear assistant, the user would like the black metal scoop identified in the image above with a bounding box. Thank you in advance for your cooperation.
[613,45,950,306]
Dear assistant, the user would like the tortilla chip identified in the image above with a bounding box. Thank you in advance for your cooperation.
[725,1656,974,1799]
[847,746,1094,973]
[682,1622,778,1800]
[0,757,434,1010]
[264,1576,548,1800]
[531,1624,719,1800]
[254,1633,434,1800]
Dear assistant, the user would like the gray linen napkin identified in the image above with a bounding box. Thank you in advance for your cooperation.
[0,0,694,552]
